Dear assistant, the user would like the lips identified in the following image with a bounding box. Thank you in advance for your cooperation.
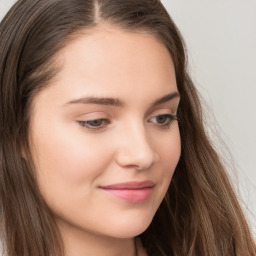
[99,181,155,203]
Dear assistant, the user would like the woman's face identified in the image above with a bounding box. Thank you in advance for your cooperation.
[29,26,181,239]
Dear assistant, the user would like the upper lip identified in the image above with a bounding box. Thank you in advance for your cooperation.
[99,180,155,190]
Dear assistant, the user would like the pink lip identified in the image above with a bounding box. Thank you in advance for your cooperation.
[99,181,155,203]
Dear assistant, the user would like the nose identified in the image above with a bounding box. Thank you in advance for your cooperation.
[115,124,159,170]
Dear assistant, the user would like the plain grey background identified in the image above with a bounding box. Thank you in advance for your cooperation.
[1,0,255,236]
[162,0,256,235]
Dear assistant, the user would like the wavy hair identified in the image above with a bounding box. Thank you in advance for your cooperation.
[0,0,255,255]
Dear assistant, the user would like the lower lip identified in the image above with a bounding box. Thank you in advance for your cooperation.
[100,188,153,203]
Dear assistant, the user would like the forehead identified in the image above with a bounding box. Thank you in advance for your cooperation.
[35,25,177,107]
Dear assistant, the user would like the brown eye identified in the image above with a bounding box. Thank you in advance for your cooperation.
[150,114,177,128]
[87,119,104,127]
[156,115,169,124]
[78,119,109,130]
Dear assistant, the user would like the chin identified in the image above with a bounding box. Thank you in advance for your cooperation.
[105,215,153,239]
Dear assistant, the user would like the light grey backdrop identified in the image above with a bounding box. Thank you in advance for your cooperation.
[162,0,256,235]
[1,0,255,236]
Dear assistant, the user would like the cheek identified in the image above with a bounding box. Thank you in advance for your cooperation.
[155,127,181,183]
[158,127,181,166]
[31,123,113,196]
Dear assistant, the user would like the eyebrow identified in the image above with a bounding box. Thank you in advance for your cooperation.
[65,91,180,107]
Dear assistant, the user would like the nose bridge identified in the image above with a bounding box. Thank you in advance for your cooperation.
[116,119,158,169]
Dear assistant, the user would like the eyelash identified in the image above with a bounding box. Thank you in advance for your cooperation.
[77,114,178,131]
[150,114,178,129]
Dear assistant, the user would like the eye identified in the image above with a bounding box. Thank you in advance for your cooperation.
[149,114,178,129]
[77,119,110,131]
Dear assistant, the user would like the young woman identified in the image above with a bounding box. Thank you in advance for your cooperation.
[0,0,255,255]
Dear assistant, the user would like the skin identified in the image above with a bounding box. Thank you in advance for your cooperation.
[29,25,181,256]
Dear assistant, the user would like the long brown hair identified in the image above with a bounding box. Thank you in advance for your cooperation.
[0,0,255,255]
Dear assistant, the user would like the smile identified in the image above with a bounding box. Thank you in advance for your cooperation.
[99,181,155,203]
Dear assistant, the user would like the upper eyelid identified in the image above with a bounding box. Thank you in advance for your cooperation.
[74,112,112,123]
[77,113,176,125]
[76,109,177,120]
[73,103,178,118]
[147,109,177,118]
